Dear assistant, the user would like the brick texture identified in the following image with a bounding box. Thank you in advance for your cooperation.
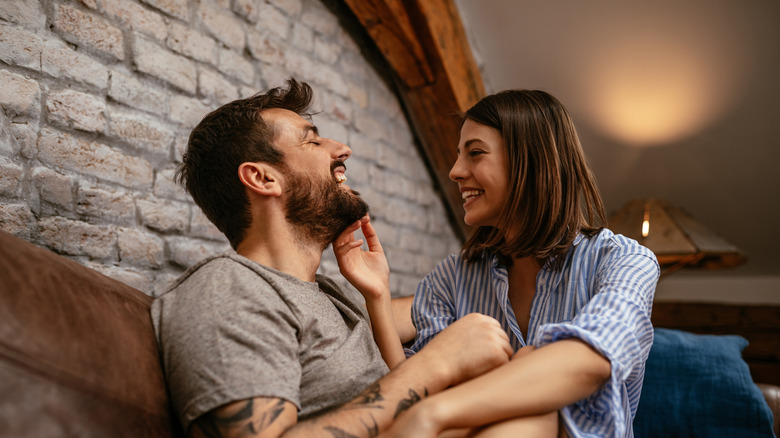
[0,0,459,298]
[0,69,40,116]
[53,4,124,60]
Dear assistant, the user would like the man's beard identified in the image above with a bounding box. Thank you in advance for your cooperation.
[283,168,369,250]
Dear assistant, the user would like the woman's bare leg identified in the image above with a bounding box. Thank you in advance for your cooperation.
[462,411,558,438]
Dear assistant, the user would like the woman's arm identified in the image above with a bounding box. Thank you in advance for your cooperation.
[333,216,405,368]
[391,295,415,344]
[383,339,610,437]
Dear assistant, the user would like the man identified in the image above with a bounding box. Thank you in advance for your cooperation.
[151,79,513,438]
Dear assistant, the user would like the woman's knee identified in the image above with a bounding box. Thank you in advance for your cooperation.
[465,411,559,438]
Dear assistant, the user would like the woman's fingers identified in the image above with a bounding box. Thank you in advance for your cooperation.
[334,219,362,248]
[359,216,384,253]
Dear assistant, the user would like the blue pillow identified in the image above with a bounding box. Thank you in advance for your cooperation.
[634,328,775,438]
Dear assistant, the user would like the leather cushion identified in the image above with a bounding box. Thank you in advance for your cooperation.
[0,231,183,437]
[757,383,780,437]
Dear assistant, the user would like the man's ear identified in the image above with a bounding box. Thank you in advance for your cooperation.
[238,162,282,197]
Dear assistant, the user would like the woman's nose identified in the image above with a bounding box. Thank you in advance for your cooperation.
[449,155,466,181]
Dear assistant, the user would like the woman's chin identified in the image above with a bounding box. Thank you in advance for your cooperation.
[463,214,483,227]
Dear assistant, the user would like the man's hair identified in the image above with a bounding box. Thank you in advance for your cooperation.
[461,89,606,269]
[175,78,314,249]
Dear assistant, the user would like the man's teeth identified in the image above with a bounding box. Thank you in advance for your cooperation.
[335,173,347,184]
[462,190,482,200]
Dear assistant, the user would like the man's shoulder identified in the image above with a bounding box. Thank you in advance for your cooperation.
[154,253,306,315]
[162,252,303,296]
[161,252,252,294]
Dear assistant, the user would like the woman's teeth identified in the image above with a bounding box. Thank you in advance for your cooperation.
[462,189,482,200]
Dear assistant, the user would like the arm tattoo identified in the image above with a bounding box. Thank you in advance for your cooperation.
[252,398,287,433]
[324,426,359,438]
[361,415,380,438]
[323,416,379,438]
[197,399,254,438]
[393,387,428,419]
[343,382,385,411]
[195,398,287,438]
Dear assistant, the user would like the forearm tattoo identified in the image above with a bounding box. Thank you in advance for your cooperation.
[343,382,385,411]
[324,426,360,438]
[393,387,428,419]
[196,398,286,438]
[324,416,379,438]
[321,383,427,437]
[355,382,385,406]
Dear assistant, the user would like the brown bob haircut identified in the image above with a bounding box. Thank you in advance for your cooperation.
[461,89,606,269]
[175,79,313,249]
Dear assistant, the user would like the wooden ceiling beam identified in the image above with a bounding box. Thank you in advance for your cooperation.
[343,0,485,239]
[342,0,433,87]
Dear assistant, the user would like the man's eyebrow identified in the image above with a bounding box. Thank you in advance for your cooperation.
[301,123,319,139]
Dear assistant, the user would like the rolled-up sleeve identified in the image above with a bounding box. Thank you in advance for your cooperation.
[535,242,659,437]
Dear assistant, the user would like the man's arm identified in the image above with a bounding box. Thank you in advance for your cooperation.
[191,397,297,438]
[189,313,513,438]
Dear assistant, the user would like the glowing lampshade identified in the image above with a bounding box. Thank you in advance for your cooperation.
[608,198,746,276]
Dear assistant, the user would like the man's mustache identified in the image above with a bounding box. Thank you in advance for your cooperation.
[330,160,346,173]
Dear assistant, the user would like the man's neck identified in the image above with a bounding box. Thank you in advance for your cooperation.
[236,221,323,283]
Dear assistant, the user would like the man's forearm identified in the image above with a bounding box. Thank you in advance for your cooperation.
[283,356,451,437]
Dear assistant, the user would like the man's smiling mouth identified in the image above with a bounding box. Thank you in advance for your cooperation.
[331,160,347,184]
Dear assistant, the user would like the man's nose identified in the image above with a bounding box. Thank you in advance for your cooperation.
[328,138,352,160]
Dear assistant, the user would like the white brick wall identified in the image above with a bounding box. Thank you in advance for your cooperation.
[0,0,461,298]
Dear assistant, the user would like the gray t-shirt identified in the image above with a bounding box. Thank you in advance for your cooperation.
[151,253,389,432]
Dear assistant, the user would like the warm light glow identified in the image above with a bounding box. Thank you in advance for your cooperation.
[456,0,756,147]
[642,202,651,237]
[563,2,753,147]
[579,33,745,146]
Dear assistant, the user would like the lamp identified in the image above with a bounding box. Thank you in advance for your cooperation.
[608,198,747,277]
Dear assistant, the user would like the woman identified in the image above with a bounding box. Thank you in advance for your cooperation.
[336,89,659,437]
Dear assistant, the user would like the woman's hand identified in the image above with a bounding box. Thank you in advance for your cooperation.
[334,215,405,368]
[333,215,390,302]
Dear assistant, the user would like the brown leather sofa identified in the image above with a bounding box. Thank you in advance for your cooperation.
[0,229,778,437]
[0,230,184,437]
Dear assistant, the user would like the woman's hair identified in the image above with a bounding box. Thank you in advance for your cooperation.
[461,89,606,269]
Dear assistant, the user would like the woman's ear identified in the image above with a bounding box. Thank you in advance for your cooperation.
[238,162,282,197]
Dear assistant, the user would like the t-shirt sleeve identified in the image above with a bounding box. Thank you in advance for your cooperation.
[405,256,459,357]
[155,259,302,432]
[534,239,659,437]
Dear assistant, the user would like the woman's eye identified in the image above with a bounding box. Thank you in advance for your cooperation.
[468,150,484,157]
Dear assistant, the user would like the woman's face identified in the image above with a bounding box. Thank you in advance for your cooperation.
[449,119,510,228]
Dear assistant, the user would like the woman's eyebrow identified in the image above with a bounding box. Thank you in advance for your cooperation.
[458,138,483,151]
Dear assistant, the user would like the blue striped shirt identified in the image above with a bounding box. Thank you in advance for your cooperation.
[406,229,659,438]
